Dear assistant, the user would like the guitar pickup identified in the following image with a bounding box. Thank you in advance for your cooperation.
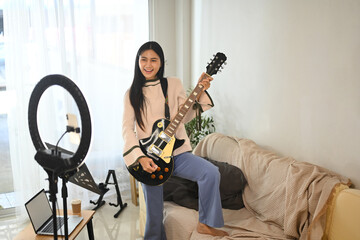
[149,144,162,157]
[159,131,171,143]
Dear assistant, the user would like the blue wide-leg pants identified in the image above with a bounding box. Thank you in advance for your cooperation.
[141,152,224,240]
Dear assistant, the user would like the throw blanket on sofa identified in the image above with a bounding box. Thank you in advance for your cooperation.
[163,158,247,210]
[192,133,351,240]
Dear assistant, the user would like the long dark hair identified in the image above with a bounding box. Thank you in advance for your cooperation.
[129,41,165,130]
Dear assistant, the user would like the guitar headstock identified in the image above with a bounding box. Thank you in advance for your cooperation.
[206,52,227,76]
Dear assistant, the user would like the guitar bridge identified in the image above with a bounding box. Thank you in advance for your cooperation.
[159,131,171,143]
[149,144,162,157]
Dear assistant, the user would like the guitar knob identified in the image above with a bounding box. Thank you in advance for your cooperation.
[159,175,163,180]
[151,174,156,179]
[157,167,161,172]
[164,168,169,172]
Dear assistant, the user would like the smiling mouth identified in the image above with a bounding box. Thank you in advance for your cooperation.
[144,69,153,74]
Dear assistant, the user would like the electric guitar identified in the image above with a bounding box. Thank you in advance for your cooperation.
[129,52,227,185]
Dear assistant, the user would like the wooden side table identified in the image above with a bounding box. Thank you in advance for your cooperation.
[14,209,95,240]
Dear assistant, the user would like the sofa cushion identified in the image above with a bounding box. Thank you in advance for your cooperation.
[163,158,247,210]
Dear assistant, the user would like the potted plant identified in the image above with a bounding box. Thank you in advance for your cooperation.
[185,102,216,148]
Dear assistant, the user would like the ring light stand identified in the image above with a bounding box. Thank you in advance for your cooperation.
[28,74,91,240]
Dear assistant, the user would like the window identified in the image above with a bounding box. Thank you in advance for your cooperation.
[0,3,14,196]
[0,0,149,216]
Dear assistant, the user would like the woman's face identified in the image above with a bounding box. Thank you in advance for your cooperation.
[139,49,161,80]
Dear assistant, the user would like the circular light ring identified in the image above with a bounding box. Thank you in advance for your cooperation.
[28,74,91,172]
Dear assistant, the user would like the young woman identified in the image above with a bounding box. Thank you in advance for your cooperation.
[122,41,228,239]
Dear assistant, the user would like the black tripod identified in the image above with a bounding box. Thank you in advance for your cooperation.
[45,169,73,240]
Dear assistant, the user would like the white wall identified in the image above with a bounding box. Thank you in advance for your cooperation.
[152,0,360,187]
[192,0,360,187]
[149,0,192,84]
[149,0,177,77]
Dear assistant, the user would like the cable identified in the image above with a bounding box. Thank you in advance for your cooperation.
[54,126,80,155]
[55,130,68,155]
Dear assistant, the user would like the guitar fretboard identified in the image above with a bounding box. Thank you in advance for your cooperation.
[164,83,204,137]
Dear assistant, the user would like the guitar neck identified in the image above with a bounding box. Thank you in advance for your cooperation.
[164,83,204,137]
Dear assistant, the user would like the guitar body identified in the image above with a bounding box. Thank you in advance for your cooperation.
[128,118,185,186]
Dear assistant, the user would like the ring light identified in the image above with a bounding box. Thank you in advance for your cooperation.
[28,74,91,175]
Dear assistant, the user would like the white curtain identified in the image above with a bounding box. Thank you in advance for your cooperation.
[3,0,148,222]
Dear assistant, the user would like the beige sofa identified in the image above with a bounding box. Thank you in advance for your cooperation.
[139,133,360,240]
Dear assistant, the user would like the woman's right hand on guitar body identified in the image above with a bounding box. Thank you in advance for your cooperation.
[139,156,158,173]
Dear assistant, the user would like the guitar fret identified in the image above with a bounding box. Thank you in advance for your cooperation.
[165,84,210,137]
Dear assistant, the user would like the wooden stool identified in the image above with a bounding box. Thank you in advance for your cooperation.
[130,175,139,206]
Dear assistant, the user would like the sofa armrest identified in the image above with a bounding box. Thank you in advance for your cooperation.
[324,187,360,240]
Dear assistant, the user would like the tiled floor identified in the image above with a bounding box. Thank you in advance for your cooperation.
[73,201,143,240]
[0,194,143,240]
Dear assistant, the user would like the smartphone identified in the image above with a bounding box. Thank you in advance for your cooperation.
[66,113,80,145]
